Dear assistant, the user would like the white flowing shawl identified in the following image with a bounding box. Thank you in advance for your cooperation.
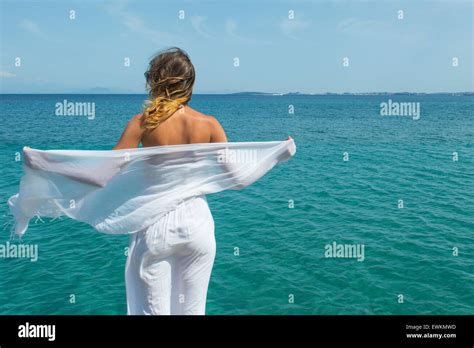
[8,140,296,237]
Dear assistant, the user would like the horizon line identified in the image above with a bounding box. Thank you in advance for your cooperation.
[1,91,473,95]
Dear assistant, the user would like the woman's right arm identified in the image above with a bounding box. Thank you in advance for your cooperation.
[113,114,144,150]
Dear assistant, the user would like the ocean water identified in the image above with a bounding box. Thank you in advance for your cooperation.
[0,94,472,315]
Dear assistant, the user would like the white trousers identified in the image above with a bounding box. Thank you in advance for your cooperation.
[125,196,216,315]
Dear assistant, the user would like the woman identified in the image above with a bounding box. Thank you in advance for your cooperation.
[113,47,228,315]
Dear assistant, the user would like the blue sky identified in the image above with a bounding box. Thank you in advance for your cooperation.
[0,0,472,93]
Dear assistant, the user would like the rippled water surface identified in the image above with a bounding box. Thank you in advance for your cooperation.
[0,94,472,314]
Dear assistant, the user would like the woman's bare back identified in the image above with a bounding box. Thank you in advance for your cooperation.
[114,106,227,150]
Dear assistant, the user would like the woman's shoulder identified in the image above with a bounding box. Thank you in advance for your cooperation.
[126,113,143,127]
[131,113,143,122]
[186,108,217,122]
[183,108,217,125]
[186,110,226,142]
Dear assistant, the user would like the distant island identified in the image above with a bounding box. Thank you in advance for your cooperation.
[229,91,474,96]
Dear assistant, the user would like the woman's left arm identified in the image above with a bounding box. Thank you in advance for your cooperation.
[113,114,144,150]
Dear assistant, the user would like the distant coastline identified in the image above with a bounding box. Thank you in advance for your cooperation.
[1,91,473,96]
[229,91,474,97]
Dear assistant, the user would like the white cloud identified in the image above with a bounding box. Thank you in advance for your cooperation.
[337,17,386,34]
[19,19,50,40]
[280,17,310,40]
[20,19,40,34]
[105,2,175,45]
[0,71,16,78]
[190,15,215,40]
[336,17,422,42]
[225,19,270,45]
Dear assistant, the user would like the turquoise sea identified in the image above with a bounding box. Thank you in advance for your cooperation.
[0,94,472,315]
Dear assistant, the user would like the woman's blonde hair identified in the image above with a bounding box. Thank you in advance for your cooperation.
[142,47,195,129]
